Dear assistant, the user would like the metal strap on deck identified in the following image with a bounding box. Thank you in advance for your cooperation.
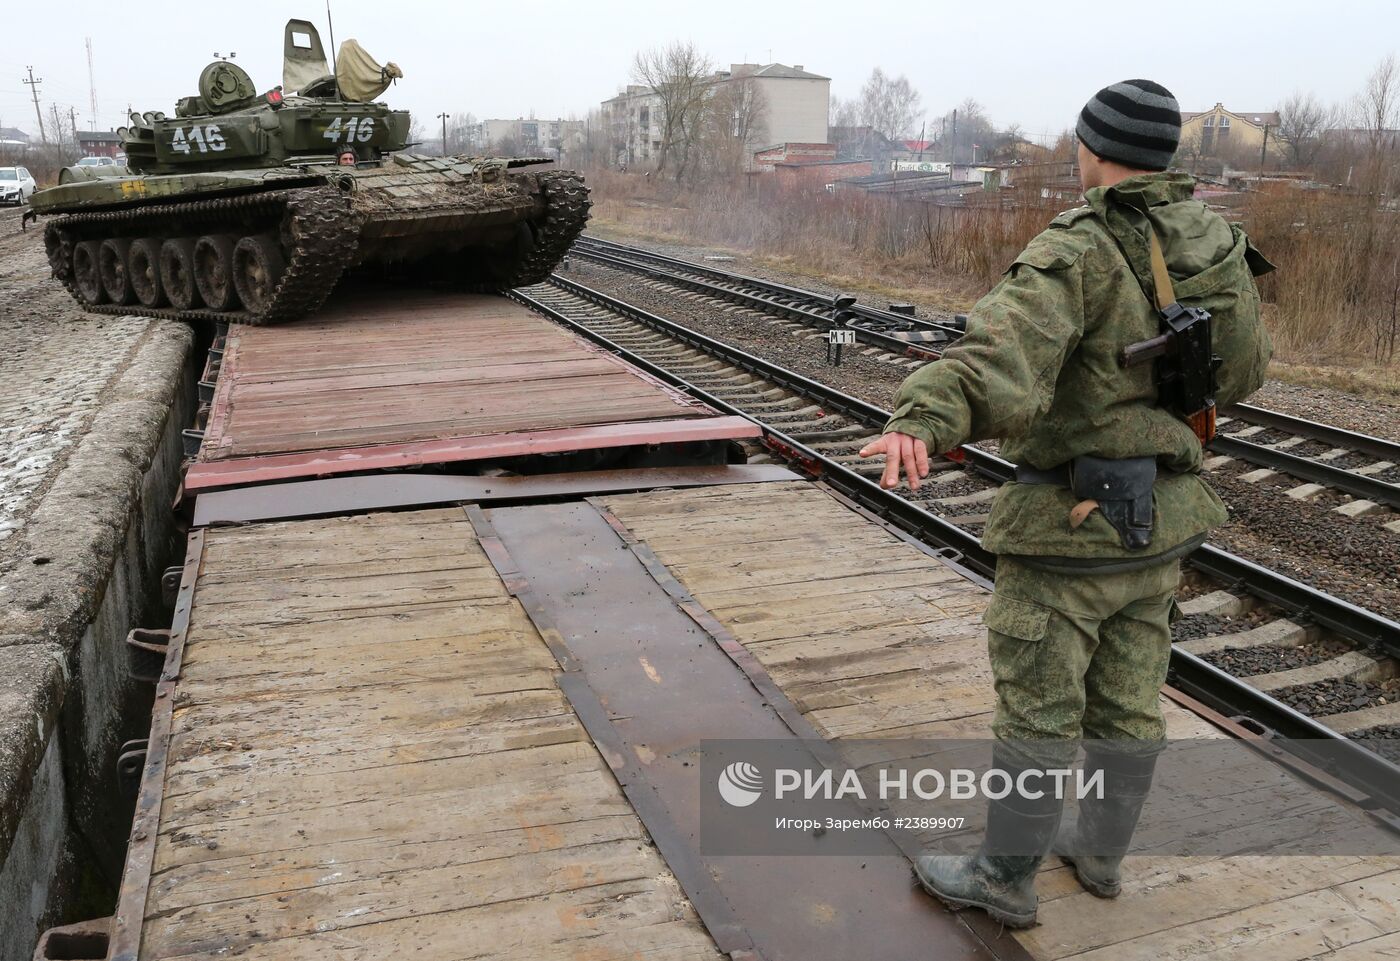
[464,505,755,958]
[467,499,1033,961]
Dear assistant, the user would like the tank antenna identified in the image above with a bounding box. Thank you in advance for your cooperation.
[326,1,341,99]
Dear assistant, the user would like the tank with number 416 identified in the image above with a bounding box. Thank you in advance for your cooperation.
[28,19,590,325]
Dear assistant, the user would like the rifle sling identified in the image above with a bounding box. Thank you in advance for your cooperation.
[1147,228,1176,311]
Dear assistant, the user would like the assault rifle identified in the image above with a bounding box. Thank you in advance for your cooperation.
[1117,230,1221,445]
[1119,302,1221,444]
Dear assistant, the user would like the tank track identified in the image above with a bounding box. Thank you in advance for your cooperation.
[497,170,592,289]
[44,186,358,326]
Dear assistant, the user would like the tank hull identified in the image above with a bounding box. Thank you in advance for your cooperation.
[36,155,590,325]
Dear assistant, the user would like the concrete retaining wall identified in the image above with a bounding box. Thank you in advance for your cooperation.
[0,321,196,960]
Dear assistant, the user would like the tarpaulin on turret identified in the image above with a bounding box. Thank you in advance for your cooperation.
[336,40,402,102]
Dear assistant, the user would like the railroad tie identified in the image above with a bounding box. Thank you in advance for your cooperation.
[1177,589,1252,618]
[1248,649,1388,693]
[1178,617,1316,656]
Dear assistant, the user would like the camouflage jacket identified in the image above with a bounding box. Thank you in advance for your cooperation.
[884,172,1273,563]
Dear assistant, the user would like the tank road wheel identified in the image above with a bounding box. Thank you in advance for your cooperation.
[159,238,201,310]
[193,234,240,312]
[72,240,108,305]
[128,238,167,308]
[99,238,137,306]
[231,234,286,315]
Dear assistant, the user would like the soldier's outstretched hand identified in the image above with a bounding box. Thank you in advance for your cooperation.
[860,432,930,491]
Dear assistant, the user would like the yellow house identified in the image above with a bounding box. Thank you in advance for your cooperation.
[1180,103,1281,159]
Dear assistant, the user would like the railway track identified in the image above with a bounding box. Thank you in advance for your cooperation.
[571,235,964,360]
[514,274,1400,807]
[1210,405,1400,513]
[572,236,1400,516]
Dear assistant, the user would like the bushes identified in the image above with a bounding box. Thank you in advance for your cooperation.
[1241,185,1400,363]
[587,169,1400,367]
[586,169,1052,292]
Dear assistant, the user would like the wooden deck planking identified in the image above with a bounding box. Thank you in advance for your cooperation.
[138,508,720,961]
[202,292,714,462]
[600,481,1400,961]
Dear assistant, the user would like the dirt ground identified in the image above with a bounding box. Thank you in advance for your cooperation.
[0,207,191,606]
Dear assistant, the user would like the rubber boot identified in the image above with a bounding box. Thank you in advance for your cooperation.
[915,754,1064,928]
[1055,748,1157,899]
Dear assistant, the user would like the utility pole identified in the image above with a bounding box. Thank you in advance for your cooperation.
[951,108,958,165]
[23,66,46,143]
[437,112,450,156]
[1259,123,1269,177]
[69,105,78,146]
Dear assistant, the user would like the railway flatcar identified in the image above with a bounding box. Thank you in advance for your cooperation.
[33,289,1400,961]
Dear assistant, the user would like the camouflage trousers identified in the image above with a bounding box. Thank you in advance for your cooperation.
[984,555,1180,767]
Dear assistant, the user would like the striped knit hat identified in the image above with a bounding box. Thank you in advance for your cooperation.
[1076,80,1181,172]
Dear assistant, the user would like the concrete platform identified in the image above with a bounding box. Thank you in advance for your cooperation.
[0,210,197,960]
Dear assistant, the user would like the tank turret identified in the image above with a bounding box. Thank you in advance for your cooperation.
[31,19,589,325]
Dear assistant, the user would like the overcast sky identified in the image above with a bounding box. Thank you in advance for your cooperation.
[2,0,1396,142]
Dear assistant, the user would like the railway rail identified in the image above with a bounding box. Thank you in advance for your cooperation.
[515,274,1400,808]
[571,234,964,357]
[572,236,1400,515]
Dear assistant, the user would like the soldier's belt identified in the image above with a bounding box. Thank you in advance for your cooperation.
[1014,455,1159,552]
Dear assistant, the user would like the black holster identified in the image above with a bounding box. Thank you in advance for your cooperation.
[1016,455,1157,551]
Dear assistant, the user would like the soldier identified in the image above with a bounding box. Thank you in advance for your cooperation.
[860,79,1273,927]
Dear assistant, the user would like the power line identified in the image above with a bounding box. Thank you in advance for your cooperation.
[22,65,46,143]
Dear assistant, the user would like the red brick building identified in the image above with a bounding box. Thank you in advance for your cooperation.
[772,159,874,191]
[77,131,122,158]
[753,142,837,171]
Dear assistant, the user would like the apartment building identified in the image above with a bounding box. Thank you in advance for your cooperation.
[600,62,830,168]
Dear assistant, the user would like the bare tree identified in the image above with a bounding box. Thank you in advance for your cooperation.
[446,112,479,155]
[571,108,612,169]
[46,103,73,150]
[632,41,714,178]
[1356,54,1400,156]
[1276,92,1333,168]
[857,68,922,141]
[829,96,868,160]
[1344,56,1400,358]
[991,122,1024,157]
[934,99,996,163]
[1048,128,1078,162]
[1174,126,1210,175]
[491,134,523,158]
[694,77,768,177]
[829,95,859,131]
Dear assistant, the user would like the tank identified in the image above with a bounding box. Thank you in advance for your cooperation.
[29,19,590,325]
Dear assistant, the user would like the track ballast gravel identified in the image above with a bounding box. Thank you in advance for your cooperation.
[562,257,1400,621]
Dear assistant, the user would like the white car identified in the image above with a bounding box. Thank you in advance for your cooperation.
[0,166,36,206]
[76,156,118,167]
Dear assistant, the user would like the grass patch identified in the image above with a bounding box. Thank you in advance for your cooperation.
[1266,361,1400,400]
